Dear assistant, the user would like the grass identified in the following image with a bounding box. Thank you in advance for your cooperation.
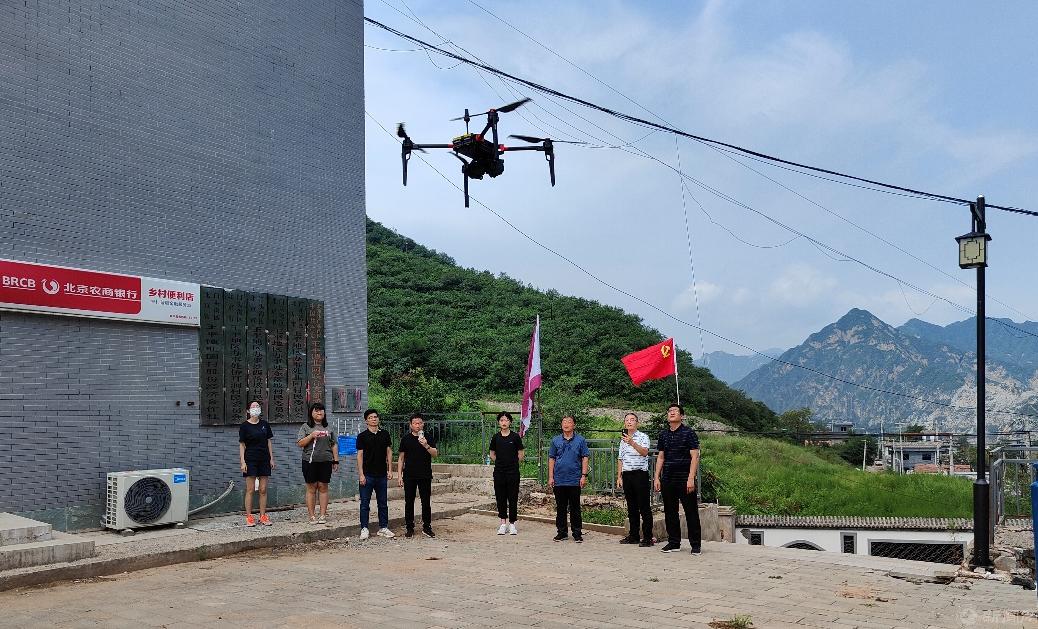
[701,434,974,518]
[708,615,754,629]
[582,506,626,527]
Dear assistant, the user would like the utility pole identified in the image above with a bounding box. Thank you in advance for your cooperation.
[956,195,992,567]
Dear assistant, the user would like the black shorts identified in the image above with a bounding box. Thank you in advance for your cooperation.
[243,460,271,478]
[302,460,333,484]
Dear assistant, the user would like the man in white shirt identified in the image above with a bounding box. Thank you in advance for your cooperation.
[616,412,653,547]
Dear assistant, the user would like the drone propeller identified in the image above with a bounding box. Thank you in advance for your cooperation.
[451,98,532,120]
[509,134,586,145]
[396,123,426,152]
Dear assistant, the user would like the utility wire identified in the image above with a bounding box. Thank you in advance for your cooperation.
[378,29,1038,343]
[366,110,1038,420]
[379,4,1036,325]
[364,16,1038,218]
[674,136,707,365]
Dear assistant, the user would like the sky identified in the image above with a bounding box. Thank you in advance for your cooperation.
[362,0,1038,360]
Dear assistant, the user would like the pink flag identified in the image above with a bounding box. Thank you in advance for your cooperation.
[520,316,542,437]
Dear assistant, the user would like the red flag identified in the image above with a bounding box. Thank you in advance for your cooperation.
[621,338,677,386]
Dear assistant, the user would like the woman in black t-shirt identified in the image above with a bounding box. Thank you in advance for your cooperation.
[238,400,275,527]
[489,411,524,535]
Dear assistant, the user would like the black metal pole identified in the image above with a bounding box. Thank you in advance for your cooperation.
[973,195,991,567]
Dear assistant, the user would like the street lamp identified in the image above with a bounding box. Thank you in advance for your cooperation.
[955,231,991,269]
[957,195,991,567]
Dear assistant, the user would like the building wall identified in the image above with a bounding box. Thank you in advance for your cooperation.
[734,527,967,556]
[0,1,366,529]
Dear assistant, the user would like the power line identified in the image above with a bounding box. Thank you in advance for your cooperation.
[674,137,707,363]
[365,110,1038,421]
[374,29,1038,344]
[372,4,1037,326]
[363,16,1038,218]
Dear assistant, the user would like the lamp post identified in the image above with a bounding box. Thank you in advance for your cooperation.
[956,195,991,567]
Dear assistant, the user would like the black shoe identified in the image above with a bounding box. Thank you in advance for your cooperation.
[690,547,702,555]
[423,528,436,538]
[619,535,640,545]
[553,532,568,542]
[405,529,414,538]
[639,540,654,547]
[660,542,681,553]
[573,534,583,543]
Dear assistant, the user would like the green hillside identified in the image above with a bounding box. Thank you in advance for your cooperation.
[701,434,973,517]
[367,219,777,431]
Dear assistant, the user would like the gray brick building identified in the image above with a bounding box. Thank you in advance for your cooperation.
[0,1,367,529]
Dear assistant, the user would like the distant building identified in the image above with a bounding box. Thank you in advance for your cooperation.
[881,439,958,473]
[804,421,857,446]
[737,515,969,565]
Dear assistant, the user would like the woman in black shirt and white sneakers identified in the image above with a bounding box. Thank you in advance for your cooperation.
[296,402,339,525]
[489,411,524,535]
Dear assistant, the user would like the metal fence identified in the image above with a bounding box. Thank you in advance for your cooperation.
[990,445,1038,542]
[335,411,545,474]
[536,440,703,508]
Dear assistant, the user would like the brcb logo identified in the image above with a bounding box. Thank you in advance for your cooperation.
[2,275,36,289]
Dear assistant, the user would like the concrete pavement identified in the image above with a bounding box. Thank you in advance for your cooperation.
[0,512,1034,628]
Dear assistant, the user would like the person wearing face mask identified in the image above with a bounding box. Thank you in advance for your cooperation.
[239,400,275,527]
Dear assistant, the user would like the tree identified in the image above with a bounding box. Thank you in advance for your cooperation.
[835,436,878,468]
[903,424,926,438]
[776,408,821,442]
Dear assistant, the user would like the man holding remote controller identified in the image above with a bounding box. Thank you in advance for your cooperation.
[397,412,439,538]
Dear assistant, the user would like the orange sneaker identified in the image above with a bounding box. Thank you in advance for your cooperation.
[258,514,272,526]
[245,514,256,527]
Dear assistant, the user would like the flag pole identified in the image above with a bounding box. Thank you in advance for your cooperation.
[673,340,681,406]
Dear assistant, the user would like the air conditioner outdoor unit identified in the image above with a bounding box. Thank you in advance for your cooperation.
[103,468,190,530]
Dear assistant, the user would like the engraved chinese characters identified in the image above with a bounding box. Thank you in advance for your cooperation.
[198,290,326,425]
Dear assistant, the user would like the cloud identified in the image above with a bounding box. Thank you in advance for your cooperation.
[672,280,722,312]
[363,0,1038,357]
[767,263,838,305]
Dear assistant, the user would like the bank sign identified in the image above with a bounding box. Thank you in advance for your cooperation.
[0,259,200,326]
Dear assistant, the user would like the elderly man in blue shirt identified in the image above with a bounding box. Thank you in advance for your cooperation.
[548,415,590,542]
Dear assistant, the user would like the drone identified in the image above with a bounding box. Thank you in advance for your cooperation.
[396,98,583,207]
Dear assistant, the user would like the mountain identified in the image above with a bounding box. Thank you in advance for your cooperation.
[366,219,777,431]
[702,349,785,384]
[735,308,1038,432]
[899,316,1038,381]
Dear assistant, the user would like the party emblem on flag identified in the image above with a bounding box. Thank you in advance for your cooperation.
[621,338,677,387]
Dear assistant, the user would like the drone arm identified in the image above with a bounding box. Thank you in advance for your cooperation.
[499,145,546,152]
[411,143,453,150]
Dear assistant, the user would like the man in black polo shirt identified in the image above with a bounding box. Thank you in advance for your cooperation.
[653,403,702,554]
[397,413,439,538]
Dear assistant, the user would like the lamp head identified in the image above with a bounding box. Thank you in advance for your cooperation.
[955,231,991,269]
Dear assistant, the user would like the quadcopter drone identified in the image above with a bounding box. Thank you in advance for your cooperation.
[396,97,583,207]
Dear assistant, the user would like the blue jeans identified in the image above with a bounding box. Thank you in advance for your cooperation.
[359,474,388,530]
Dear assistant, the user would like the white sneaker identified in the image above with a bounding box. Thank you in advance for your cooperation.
[377,528,395,538]
[508,523,518,535]
[360,527,370,540]
[497,523,508,535]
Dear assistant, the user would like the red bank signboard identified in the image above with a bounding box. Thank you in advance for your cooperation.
[0,259,200,326]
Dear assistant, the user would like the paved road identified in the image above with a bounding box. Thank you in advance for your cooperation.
[0,513,1033,628]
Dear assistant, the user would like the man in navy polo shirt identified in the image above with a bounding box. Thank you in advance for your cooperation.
[653,403,702,554]
[548,415,590,542]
